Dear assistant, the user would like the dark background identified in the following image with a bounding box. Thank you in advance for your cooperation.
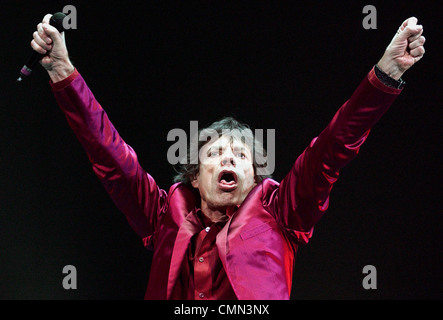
[1,1,441,299]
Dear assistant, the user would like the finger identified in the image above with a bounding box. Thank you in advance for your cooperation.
[37,23,52,44]
[408,26,423,42]
[410,46,425,58]
[33,31,52,51]
[398,24,423,41]
[413,53,424,64]
[409,36,426,50]
[30,39,47,55]
[42,23,65,46]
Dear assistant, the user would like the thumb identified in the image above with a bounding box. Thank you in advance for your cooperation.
[397,17,422,40]
[404,16,418,28]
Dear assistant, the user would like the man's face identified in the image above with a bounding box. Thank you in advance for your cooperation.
[191,135,256,211]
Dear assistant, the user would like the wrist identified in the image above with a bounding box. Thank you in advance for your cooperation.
[374,64,406,90]
[377,56,404,80]
[47,59,75,83]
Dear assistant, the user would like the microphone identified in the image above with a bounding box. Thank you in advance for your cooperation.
[17,12,67,82]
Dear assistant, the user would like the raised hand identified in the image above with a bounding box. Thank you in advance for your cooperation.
[31,14,74,82]
[377,17,426,80]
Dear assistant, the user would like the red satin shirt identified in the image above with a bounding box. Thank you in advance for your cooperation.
[172,208,238,299]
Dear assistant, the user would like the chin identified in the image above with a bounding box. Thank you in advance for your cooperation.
[210,194,240,209]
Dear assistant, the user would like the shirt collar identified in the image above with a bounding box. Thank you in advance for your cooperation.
[195,205,239,228]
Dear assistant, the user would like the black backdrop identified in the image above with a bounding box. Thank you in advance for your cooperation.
[1,1,441,299]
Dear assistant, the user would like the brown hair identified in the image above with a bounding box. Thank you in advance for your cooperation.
[172,116,272,187]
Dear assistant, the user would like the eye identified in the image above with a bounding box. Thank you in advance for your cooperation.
[236,152,246,159]
[208,149,222,157]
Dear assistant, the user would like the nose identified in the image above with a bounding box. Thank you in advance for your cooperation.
[221,150,236,167]
[221,158,235,166]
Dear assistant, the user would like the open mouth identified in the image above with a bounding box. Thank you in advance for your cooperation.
[217,170,238,191]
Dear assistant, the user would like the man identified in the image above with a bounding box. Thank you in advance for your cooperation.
[31,14,425,299]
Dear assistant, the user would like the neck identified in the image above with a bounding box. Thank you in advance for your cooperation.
[200,202,236,223]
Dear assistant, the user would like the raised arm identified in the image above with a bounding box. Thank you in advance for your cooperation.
[31,14,167,240]
[272,17,425,242]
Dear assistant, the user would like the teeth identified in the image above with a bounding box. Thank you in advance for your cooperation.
[220,179,235,185]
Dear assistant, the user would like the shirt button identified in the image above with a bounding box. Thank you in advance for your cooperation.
[205,227,210,233]
[198,257,204,263]
[199,293,205,299]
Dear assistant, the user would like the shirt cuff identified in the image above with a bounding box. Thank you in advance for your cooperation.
[367,66,403,95]
[50,68,79,91]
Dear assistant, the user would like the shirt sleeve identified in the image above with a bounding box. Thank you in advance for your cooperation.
[374,64,406,90]
[271,67,402,243]
[49,68,79,91]
[51,70,167,240]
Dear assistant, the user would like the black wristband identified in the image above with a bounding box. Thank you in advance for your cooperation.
[374,64,406,89]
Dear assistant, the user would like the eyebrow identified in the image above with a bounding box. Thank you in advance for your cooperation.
[232,146,247,152]
[207,144,249,154]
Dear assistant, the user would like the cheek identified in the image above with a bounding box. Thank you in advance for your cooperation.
[197,165,215,188]
[240,164,255,185]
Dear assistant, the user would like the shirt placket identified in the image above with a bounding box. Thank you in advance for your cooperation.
[193,225,217,299]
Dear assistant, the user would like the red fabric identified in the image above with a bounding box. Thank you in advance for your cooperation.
[187,210,237,299]
[51,66,402,299]
[367,67,403,95]
[168,209,237,300]
[50,69,79,91]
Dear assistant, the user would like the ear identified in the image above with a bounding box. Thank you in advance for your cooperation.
[190,174,199,189]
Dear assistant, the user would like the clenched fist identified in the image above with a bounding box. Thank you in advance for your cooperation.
[31,14,74,82]
[378,17,426,80]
